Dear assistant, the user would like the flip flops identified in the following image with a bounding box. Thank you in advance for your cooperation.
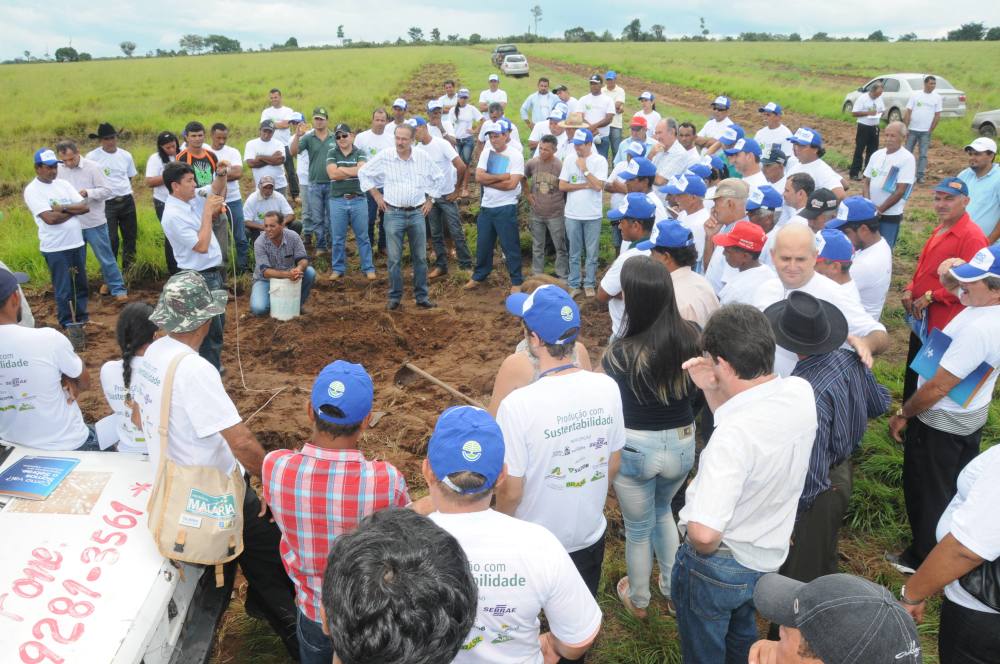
[616,576,647,620]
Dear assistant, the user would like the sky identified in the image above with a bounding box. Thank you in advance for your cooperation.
[3,1,999,60]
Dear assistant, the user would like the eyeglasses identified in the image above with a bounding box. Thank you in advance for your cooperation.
[335,133,350,139]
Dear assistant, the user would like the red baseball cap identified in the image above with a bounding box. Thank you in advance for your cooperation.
[712,221,766,252]
[629,114,647,128]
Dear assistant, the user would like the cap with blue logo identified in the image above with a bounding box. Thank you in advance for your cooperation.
[428,406,505,494]
[311,360,374,426]
[482,120,504,135]
[718,124,746,147]
[404,117,428,128]
[499,118,514,134]
[571,128,594,144]
[637,219,695,250]
[759,102,783,115]
[661,173,708,197]
[33,148,62,166]
[746,184,783,211]
[789,127,823,147]
[638,91,654,101]
[620,156,657,180]
[933,177,969,197]
[826,196,879,228]
[608,192,657,221]
[817,229,854,262]
[724,137,761,157]
[548,109,567,122]
[505,284,580,345]
[712,95,731,110]
[392,97,408,110]
[290,112,305,123]
[950,245,1000,283]
[625,141,647,159]
[685,163,713,180]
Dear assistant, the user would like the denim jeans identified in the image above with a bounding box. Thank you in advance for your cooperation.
[609,126,623,160]
[249,267,316,315]
[74,426,105,452]
[307,184,332,251]
[43,245,89,328]
[225,199,250,273]
[329,195,375,275]
[471,204,523,285]
[384,208,429,304]
[565,217,601,288]
[905,129,931,180]
[283,146,300,198]
[456,136,476,166]
[366,189,387,252]
[198,268,226,371]
[671,542,764,664]
[296,609,333,664]
[82,225,127,296]
[530,213,568,278]
[429,198,472,271]
[879,213,902,250]
[299,183,312,236]
[105,194,138,272]
[611,222,622,253]
[613,425,696,607]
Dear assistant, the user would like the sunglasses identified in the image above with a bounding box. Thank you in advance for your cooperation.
[335,133,350,139]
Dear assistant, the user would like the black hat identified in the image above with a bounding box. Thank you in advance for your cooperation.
[334,123,352,135]
[764,291,847,355]
[799,188,839,220]
[88,122,119,139]
[762,148,788,166]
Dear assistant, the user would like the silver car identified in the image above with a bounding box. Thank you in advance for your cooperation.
[500,54,529,78]
[842,74,966,122]
[972,109,1000,137]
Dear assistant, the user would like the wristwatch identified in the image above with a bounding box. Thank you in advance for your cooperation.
[583,170,591,178]
[924,290,934,304]
[895,407,906,418]
[899,585,924,606]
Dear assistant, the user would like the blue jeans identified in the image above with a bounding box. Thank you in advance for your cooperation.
[905,129,931,180]
[329,195,375,275]
[880,213,902,249]
[82,225,127,296]
[249,267,316,315]
[225,199,249,272]
[43,246,89,328]
[296,609,333,664]
[613,425,696,607]
[198,268,225,371]
[671,542,764,664]
[75,425,105,452]
[384,208,429,304]
[307,184,332,251]
[472,204,523,285]
[366,189,387,252]
[429,198,472,271]
[565,217,601,288]
[456,136,475,166]
[299,183,312,236]
[609,126,623,160]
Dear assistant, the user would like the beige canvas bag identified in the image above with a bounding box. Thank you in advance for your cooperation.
[146,351,245,586]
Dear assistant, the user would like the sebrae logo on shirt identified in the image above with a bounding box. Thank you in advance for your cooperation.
[103,167,112,176]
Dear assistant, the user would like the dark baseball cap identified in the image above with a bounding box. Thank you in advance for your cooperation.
[334,123,352,135]
[260,119,276,131]
[762,148,788,166]
[799,188,839,220]
[0,268,29,301]
[755,573,921,664]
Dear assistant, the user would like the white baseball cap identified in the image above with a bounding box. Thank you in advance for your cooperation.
[965,137,997,154]
[392,98,407,110]
[488,74,499,82]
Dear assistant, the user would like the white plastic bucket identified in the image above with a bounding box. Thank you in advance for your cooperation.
[269,278,301,321]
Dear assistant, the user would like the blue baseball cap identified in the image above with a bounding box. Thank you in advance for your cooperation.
[817,229,854,262]
[404,117,428,128]
[638,91,654,101]
[708,154,726,172]
[505,285,580,344]
[428,406,505,494]
[637,219,695,250]
[0,268,29,301]
[950,245,1000,283]
[608,192,657,221]
[684,163,712,180]
[33,148,62,166]
[746,184,783,211]
[481,120,503,135]
[620,156,657,180]
[826,196,879,229]
[625,141,647,159]
[725,137,762,157]
[311,360,374,426]
[570,128,594,144]
[933,177,969,197]
[712,95,731,109]
[759,102,783,115]
[548,108,567,122]
[605,70,617,79]
[661,173,708,197]
[290,112,305,123]
[789,127,823,147]
[718,124,745,147]
[499,118,514,134]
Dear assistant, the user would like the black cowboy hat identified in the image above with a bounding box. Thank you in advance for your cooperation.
[88,122,120,139]
[764,291,848,355]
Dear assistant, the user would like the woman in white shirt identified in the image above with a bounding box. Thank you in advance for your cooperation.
[635,92,662,131]
[144,131,180,274]
[100,303,159,453]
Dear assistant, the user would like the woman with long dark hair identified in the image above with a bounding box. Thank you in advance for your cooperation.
[99,302,158,453]
[603,255,701,619]
[144,131,180,274]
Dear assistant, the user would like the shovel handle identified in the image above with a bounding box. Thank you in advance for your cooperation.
[402,362,483,408]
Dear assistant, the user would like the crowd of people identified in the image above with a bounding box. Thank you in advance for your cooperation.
[3,66,1000,664]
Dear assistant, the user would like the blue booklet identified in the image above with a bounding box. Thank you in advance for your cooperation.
[0,456,80,500]
[909,328,995,408]
[486,152,510,175]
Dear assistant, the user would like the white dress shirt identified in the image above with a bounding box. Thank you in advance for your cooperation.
[57,157,112,229]
[358,148,443,208]
[161,190,223,271]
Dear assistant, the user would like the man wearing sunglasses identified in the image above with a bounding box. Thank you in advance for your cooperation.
[326,124,376,281]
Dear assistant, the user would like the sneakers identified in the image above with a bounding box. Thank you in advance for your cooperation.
[415,300,437,309]
[584,287,596,298]
[885,552,917,575]
[66,326,86,352]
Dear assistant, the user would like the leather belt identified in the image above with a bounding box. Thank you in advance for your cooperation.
[387,204,420,212]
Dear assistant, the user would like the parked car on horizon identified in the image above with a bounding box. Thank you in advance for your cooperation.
[491,44,518,67]
[500,53,529,78]
[842,74,966,122]
[972,109,999,137]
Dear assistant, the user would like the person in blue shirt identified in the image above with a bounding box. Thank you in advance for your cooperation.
[957,137,1000,243]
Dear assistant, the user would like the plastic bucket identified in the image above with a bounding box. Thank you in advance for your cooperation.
[269,278,301,321]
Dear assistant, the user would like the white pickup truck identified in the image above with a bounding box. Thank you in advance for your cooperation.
[0,444,229,664]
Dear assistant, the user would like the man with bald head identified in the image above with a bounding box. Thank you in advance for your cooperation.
[752,224,889,376]
[862,121,915,249]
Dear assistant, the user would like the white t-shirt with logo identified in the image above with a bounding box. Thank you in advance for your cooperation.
[454,105,485,140]
[477,145,524,209]
[577,93,616,138]
[210,145,244,202]
[244,137,288,188]
[602,85,626,129]
[852,94,885,126]
[754,125,794,161]
[0,325,89,450]
[920,305,1000,414]
[99,358,147,454]
[260,105,295,145]
[600,246,651,337]
[560,152,608,220]
[354,129,394,159]
[864,148,915,215]
[145,152,173,203]
[430,510,602,664]
[906,91,943,133]
[23,177,85,252]
[851,238,892,320]
[497,371,626,552]
[243,190,294,226]
[416,137,460,198]
[718,264,776,305]
[697,117,734,141]
[131,337,241,474]
[479,88,508,107]
[84,147,137,197]
[786,158,843,193]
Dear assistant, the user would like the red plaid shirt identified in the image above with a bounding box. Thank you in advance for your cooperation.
[262,444,409,622]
